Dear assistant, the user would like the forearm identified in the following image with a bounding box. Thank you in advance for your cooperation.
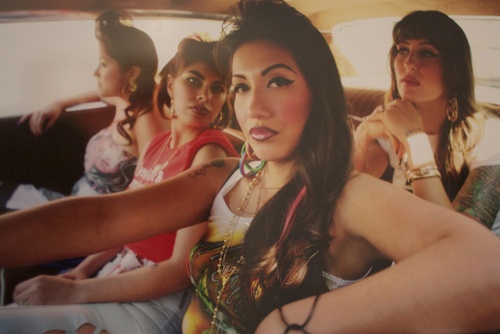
[56,91,100,109]
[0,196,126,267]
[261,228,500,333]
[405,132,453,209]
[411,177,453,209]
[75,257,191,303]
[0,160,234,268]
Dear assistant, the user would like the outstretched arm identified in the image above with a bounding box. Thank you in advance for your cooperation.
[258,173,500,333]
[0,158,238,268]
[18,91,100,136]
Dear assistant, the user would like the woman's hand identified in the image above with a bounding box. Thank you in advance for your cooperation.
[362,100,424,161]
[58,267,88,281]
[371,100,424,144]
[355,104,402,161]
[13,275,80,305]
[17,101,65,136]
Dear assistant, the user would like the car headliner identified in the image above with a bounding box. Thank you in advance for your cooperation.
[1,0,499,26]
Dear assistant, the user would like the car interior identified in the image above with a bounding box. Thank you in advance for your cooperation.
[1,0,498,199]
[0,0,499,308]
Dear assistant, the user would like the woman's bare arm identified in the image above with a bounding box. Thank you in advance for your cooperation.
[258,173,500,333]
[453,165,500,228]
[0,158,238,268]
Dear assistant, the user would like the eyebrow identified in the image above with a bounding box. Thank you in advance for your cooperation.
[188,70,226,86]
[187,70,204,79]
[232,63,297,80]
[399,40,436,47]
[261,63,296,76]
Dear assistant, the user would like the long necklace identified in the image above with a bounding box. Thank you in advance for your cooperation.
[210,169,263,333]
[149,138,181,181]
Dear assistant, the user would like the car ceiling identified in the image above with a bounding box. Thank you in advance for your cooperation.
[1,0,499,27]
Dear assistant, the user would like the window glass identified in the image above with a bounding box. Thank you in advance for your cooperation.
[0,17,223,117]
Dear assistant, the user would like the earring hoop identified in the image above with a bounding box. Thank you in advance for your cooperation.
[211,111,224,129]
[239,142,266,178]
[129,81,137,93]
[446,96,458,123]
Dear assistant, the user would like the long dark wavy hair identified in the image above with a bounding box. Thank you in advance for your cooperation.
[154,36,233,130]
[387,10,485,199]
[215,0,353,329]
[95,10,158,145]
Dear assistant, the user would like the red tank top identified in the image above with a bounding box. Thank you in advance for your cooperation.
[125,129,238,263]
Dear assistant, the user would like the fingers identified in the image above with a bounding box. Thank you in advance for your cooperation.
[362,105,403,154]
[17,113,31,126]
[44,117,58,132]
[24,110,57,136]
[366,104,385,122]
[13,275,46,305]
[58,272,78,280]
[30,111,45,136]
[389,135,401,156]
[397,145,407,162]
[13,281,31,305]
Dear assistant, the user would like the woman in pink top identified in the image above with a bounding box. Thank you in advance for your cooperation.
[8,10,165,206]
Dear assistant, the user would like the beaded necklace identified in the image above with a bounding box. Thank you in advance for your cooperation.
[210,168,263,333]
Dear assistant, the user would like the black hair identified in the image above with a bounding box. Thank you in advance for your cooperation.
[215,0,353,329]
[95,9,158,145]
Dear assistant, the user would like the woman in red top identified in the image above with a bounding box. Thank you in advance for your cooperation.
[2,36,238,334]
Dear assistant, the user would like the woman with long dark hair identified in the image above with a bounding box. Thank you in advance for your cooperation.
[355,10,500,229]
[1,2,499,333]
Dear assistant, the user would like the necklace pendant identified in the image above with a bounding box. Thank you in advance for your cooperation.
[221,274,230,289]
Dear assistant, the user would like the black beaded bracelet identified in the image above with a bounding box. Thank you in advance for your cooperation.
[279,293,321,334]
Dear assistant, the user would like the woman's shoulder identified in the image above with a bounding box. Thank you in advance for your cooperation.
[470,115,500,169]
[192,129,239,157]
[181,157,240,196]
[336,172,416,220]
[187,157,240,178]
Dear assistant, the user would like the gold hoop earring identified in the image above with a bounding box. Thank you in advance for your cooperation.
[211,111,224,129]
[446,96,458,123]
[129,81,137,93]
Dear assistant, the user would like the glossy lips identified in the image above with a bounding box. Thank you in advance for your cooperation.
[191,105,209,116]
[400,75,420,86]
[249,126,277,141]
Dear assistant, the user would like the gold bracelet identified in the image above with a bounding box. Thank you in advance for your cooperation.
[405,165,441,183]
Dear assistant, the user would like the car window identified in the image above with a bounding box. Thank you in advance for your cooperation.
[0,16,223,117]
[333,16,500,105]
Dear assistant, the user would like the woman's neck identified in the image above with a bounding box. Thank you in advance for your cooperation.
[109,96,131,123]
[260,160,295,190]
